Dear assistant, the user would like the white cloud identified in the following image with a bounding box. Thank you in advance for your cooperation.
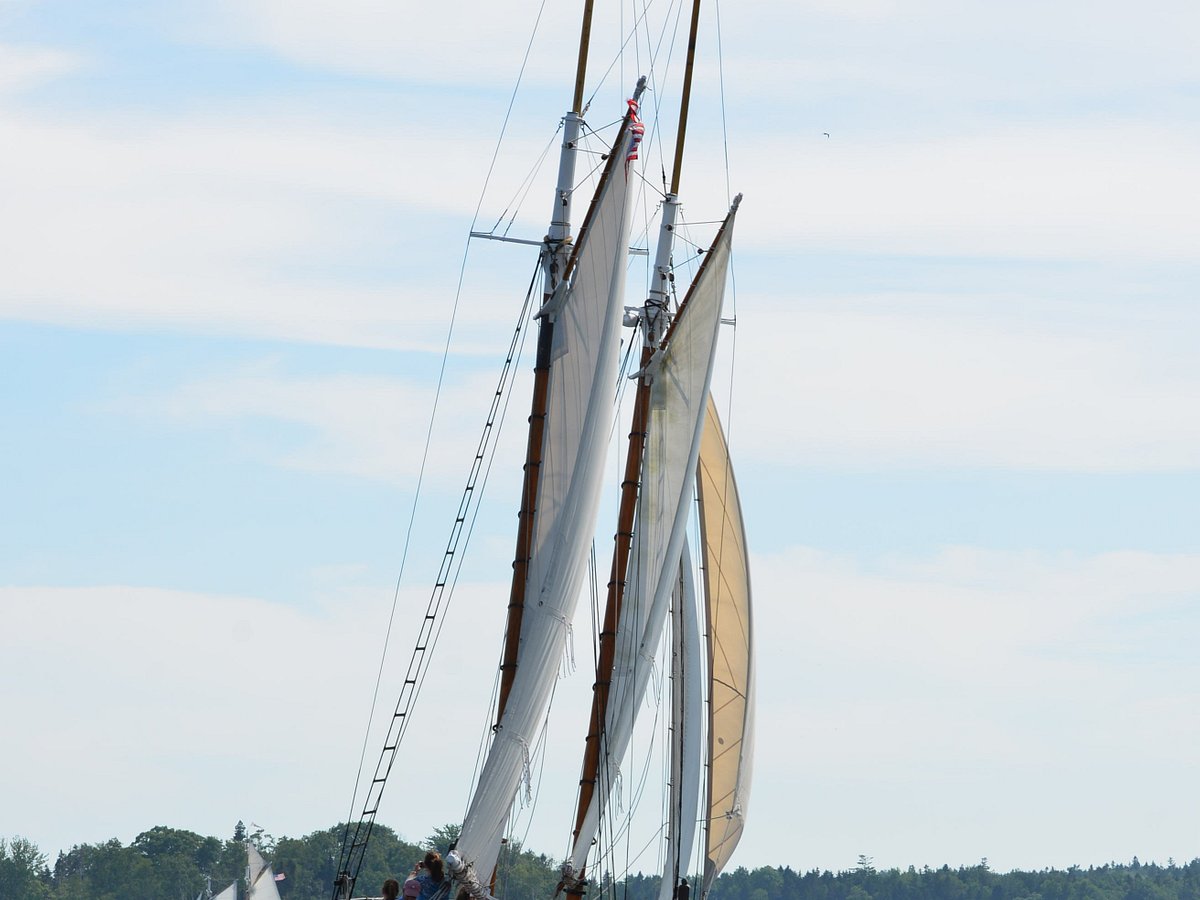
[745,544,1200,871]
[109,359,533,485]
[682,123,1200,262]
[4,545,1197,871]
[723,293,1200,472]
[0,580,518,860]
[0,43,83,94]
[722,0,1200,98]
[0,101,555,347]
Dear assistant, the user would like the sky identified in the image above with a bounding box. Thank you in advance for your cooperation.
[2,0,1199,882]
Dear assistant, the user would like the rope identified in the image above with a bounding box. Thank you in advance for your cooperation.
[336,2,553,888]
[334,254,541,899]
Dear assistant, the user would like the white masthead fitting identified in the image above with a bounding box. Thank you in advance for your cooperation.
[633,75,648,104]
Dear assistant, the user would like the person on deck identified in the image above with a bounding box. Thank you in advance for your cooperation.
[414,852,447,900]
[675,878,690,900]
[382,878,401,900]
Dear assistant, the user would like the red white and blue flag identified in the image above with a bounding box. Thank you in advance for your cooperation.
[626,99,644,165]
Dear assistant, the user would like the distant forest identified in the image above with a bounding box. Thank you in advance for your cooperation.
[3,823,1198,900]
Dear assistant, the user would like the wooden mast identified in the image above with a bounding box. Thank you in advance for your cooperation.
[671,0,703,196]
[496,0,598,726]
[565,0,706,890]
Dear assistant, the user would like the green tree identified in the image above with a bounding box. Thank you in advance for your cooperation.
[423,824,462,856]
[0,836,52,900]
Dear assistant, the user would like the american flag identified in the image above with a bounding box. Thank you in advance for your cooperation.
[626,99,644,164]
[274,872,286,882]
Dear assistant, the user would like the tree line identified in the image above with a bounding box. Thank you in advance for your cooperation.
[3,825,1198,900]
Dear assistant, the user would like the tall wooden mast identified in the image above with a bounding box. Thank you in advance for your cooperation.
[564,0,707,889]
[496,0,598,725]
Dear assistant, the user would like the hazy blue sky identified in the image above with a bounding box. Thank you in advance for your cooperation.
[2,0,1198,881]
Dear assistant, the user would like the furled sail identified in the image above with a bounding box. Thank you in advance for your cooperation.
[567,203,738,874]
[697,396,755,898]
[658,538,704,900]
[450,108,639,890]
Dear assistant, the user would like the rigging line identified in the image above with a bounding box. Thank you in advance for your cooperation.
[597,554,668,881]
[654,0,689,181]
[584,0,661,111]
[334,249,539,896]
[632,167,669,201]
[397,255,540,756]
[339,0,550,853]
[714,0,740,455]
[497,129,561,237]
[473,0,552,229]
[615,823,670,886]
[567,536,604,860]
[459,257,541,817]
[715,0,733,206]
[716,0,741,458]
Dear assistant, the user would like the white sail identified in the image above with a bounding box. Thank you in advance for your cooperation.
[568,205,737,873]
[658,538,704,900]
[246,845,267,886]
[697,397,755,898]
[452,112,639,887]
[248,868,282,900]
[246,845,282,900]
[213,884,237,900]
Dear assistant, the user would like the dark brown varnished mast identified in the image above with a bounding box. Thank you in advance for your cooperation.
[566,342,653,872]
[564,0,706,891]
[495,0,598,727]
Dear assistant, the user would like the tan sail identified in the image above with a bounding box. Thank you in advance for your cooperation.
[697,397,754,897]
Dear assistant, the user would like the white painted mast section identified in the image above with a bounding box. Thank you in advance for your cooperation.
[539,109,584,304]
[550,112,583,245]
[639,195,680,351]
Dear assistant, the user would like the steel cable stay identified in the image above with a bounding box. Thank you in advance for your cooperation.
[333,257,543,900]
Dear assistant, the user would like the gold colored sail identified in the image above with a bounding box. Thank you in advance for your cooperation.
[697,397,755,896]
